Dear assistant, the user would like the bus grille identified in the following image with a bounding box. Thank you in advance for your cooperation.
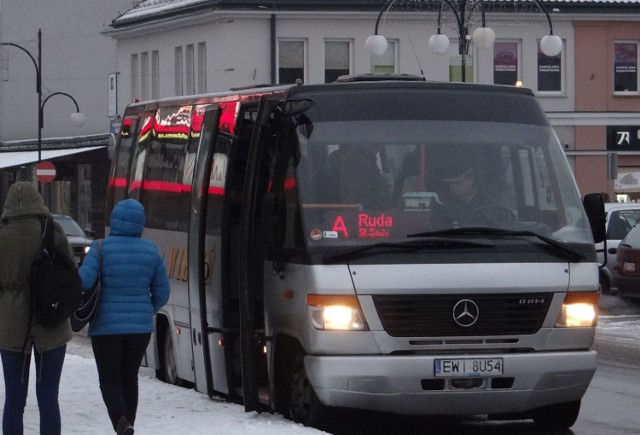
[372,293,553,337]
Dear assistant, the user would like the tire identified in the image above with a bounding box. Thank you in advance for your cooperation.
[289,354,329,430]
[532,400,581,429]
[599,274,611,295]
[159,328,182,386]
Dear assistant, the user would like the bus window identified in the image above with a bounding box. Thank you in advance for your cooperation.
[206,135,232,235]
[109,117,137,209]
[145,106,192,230]
[282,154,304,249]
[128,116,153,201]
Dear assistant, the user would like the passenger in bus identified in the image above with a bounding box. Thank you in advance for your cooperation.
[79,198,170,435]
[326,145,388,209]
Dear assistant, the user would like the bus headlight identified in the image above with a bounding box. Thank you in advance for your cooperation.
[307,295,368,331]
[555,291,599,327]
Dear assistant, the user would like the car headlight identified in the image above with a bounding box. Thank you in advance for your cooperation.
[84,246,91,254]
[555,291,599,327]
[307,294,368,331]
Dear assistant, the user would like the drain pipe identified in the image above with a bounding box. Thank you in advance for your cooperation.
[271,14,277,84]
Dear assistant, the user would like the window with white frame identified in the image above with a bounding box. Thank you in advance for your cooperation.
[614,41,638,93]
[370,40,396,74]
[537,40,563,93]
[325,40,351,83]
[493,41,519,86]
[278,40,306,84]
[197,42,207,94]
[131,54,139,100]
[175,46,183,96]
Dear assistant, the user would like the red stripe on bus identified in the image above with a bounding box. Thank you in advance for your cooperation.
[111,178,225,196]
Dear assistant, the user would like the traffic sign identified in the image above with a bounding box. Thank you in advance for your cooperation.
[35,160,56,183]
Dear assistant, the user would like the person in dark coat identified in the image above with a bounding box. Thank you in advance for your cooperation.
[0,181,75,435]
[442,164,489,221]
[438,162,513,227]
[79,198,170,435]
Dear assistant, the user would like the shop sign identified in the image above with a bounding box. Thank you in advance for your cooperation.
[607,126,640,151]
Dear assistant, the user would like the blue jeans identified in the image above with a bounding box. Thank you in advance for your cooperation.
[1,345,66,435]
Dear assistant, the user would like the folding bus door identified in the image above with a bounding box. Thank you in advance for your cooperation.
[187,105,230,397]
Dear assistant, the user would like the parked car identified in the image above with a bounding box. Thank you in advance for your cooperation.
[52,214,92,266]
[614,224,640,297]
[597,203,640,294]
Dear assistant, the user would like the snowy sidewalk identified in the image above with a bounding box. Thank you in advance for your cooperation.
[0,336,324,435]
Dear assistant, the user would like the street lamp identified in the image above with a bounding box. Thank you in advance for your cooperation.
[366,0,563,82]
[1,29,85,165]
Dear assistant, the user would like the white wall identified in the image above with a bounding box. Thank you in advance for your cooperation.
[2,4,581,141]
[107,10,578,117]
[0,0,132,141]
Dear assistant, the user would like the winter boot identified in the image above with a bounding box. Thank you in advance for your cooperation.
[116,416,134,435]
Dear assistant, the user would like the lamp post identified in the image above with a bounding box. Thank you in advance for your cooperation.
[1,29,85,166]
[366,0,563,83]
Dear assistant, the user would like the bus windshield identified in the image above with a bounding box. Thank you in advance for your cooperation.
[294,118,592,248]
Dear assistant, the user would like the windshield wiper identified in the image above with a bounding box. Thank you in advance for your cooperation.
[408,227,584,261]
[323,238,492,263]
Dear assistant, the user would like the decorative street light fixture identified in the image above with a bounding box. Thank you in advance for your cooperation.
[1,29,85,165]
[366,0,563,82]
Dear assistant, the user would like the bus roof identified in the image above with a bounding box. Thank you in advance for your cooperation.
[121,76,535,116]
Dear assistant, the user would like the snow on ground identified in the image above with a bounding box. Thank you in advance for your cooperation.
[2,295,638,434]
[0,336,325,435]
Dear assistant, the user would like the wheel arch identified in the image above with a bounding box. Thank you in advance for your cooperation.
[272,333,304,416]
[599,266,615,294]
[154,314,171,382]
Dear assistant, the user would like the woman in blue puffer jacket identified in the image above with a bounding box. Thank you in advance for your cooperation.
[79,199,170,435]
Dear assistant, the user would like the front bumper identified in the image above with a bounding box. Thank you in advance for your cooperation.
[305,351,596,415]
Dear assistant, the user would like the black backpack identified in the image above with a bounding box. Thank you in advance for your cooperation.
[31,217,83,328]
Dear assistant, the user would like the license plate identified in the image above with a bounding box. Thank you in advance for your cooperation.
[623,262,636,273]
[434,358,504,377]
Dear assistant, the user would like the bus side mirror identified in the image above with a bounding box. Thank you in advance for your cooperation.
[583,193,606,244]
[262,193,287,249]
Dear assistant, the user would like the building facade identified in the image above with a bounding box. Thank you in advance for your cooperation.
[1,0,640,235]
[0,0,132,233]
[104,0,640,201]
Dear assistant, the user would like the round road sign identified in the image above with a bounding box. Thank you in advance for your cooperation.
[35,160,56,183]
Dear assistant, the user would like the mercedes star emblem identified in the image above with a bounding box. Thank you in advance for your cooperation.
[452,299,479,327]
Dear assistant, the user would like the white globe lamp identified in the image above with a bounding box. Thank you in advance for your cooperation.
[472,27,496,49]
[366,34,388,56]
[428,33,450,55]
[540,34,562,57]
[70,112,86,128]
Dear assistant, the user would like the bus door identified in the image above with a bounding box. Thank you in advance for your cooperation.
[238,98,282,411]
[188,105,229,397]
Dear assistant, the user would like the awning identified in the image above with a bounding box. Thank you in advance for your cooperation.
[0,146,105,170]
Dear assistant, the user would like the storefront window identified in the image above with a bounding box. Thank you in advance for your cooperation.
[614,42,638,93]
[493,41,519,86]
[537,41,563,92]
